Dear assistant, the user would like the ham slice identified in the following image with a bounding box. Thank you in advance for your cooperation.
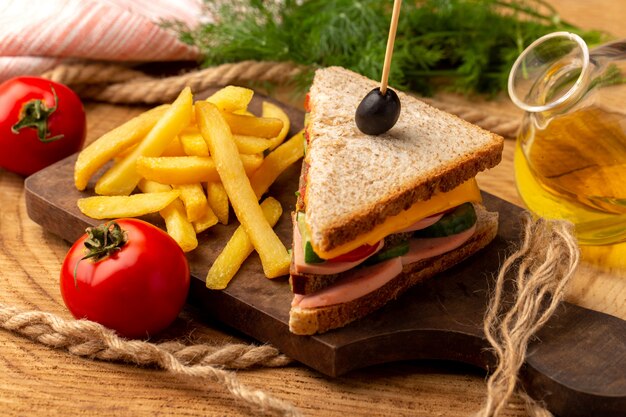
[400,225,476,265]
[292,257,403,308]
[292,219,384,275]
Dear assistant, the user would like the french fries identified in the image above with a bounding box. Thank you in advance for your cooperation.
[196,101,291,278]
[161,136,186,157]
[206,86,254,112]
[77,191,180,219]
[251,130,305,199]
[95,87,192,196]
[220,112,284,138]
[193,207,219,234]
[160,200,200,252]
[262,101,290,151]
[180,130,210,157]
[206,197,283,289]
[74,105,169,190]
[206,182,229,225]
[136,154,263,184]
[137,155,220,183]
[173,183,210,223]
[233,135,271,154]
[138,179,198,252]
[73,83,302,283]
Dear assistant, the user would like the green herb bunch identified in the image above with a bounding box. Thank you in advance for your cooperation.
[178,0,605,95]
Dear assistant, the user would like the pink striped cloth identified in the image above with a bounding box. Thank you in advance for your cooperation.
[0,0,207,82]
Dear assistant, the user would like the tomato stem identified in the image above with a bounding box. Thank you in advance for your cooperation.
[73,222,128,286]
[11,86,64,143]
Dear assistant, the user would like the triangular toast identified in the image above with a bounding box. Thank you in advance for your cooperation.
[303,67,503,254]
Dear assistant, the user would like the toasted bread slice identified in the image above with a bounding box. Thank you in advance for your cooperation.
[304,67,503,255]
[289,204,498,335]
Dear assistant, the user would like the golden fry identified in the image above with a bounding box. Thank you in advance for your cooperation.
[206,86,254,112]
[77,191,180,219]
[113,143,138,162]
[161,136,186,156]
[136,154,263,184]
[74,105,169,191]
[137,178,170,193]
[234,109,255,116]
[137,179,198,252]
[250,130,305,199]
[193,206,219,234]
[180,131,210,157]
[138,155,219,183]
[262,101,290,151]
[220,112,283,138]
[161,202,199,252]
[206,182,229,225]
[233,135,271,154]
[95,87,192,196]
[206,197,282,289]
[180,125,200,135]
[196,101,290,278]
[173,183,210,223]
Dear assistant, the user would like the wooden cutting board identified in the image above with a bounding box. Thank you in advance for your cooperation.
[23,95,625,417]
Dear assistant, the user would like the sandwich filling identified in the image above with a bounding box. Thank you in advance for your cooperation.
[292,199,481,306]
[292,223,476,309]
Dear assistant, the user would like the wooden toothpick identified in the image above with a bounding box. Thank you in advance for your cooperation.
[380,0,402,95]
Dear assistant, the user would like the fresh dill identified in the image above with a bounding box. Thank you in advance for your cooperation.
[178,0,606,95]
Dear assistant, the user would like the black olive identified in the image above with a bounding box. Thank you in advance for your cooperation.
[355,87,401,135]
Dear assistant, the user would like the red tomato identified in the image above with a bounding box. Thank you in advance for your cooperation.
[328,242,379,263]
[0,76,86,176]
[60,219,190,339]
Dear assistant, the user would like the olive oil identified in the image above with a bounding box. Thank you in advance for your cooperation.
[515,107,626,245]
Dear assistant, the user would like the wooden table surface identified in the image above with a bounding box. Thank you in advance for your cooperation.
[1,2,624,416]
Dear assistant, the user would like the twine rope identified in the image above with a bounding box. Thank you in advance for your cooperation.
[0,304,299,417]
[41,61,304,105]
[476,215,580,417]
[40,61,520,138]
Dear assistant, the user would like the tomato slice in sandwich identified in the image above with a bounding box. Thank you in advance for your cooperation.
[327,242,379,263]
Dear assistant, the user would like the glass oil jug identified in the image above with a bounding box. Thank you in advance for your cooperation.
[508,32,626,247]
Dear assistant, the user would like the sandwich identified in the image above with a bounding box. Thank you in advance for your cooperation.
[289,67,504,335]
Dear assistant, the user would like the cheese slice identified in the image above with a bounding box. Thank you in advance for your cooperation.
[309,179,482,259]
